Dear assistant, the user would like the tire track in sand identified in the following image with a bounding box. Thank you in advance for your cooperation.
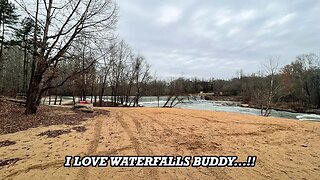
[76,115,104,180]
[136,112,175,135]
[115,110,159,180]
[115,112,142,155]
[134,110,230,179]
[167,112,291,137]
[3,160,65,179]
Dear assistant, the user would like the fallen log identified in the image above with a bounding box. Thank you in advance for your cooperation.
[5,98,26,105]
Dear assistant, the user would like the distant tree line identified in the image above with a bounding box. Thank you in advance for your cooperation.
[143,54,320,114]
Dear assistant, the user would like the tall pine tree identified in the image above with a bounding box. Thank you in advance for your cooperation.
[15,17,37,93]
[0,0,18,77]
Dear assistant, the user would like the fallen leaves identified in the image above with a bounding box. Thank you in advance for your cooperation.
[0,140,16,148]
[0,158,21,167]
[0,100,109,135]
[37,126,87,138]
[37,129,72,138]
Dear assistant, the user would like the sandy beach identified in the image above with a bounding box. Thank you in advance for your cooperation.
[1,107,319,179]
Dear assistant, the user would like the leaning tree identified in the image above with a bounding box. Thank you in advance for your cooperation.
[15,0,118,114]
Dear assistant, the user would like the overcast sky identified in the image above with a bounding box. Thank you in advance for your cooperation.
[116,0,320,79]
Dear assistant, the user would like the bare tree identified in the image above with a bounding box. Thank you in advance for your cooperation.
[130,55,151,107]
[14,0,118,114]
[97,43,116,106]
[108,40,130,106]
[255,56,281,116]
[163,78,187,108]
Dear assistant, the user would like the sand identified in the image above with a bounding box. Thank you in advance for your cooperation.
[0,107,319,179]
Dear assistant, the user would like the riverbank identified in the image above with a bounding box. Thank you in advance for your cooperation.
[1,106,319,179]
[204,95,320,115]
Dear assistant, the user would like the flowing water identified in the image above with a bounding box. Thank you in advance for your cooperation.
[138,96,320,122]
[55,96,320,122]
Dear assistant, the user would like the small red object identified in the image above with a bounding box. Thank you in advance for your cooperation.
[80,101,87,104]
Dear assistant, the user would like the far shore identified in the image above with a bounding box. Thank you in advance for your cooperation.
[204,95,320,115]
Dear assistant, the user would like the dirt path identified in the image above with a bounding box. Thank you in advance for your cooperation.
[1,107,319,179]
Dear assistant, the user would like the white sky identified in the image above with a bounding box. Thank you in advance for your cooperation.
[116,0,320,79]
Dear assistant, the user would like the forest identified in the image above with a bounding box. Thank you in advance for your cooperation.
[0,0,319,115]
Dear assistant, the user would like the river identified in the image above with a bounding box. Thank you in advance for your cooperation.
[138,96,320,122]
[54,96,320,122]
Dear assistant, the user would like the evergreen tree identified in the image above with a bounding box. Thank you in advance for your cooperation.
[0,0,19,83]
[15,17,37,93]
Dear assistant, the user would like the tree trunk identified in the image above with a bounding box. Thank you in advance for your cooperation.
[170,96,178,107]
[23,36,28,93]
[0,21,4,73]
[163,96,172,107]
[173,97,184,107]
[99,76,107,107]
[25,0,40,114]
[0,21,5,93]
[25,81,42,114]
[54,95,58,105]
[157,96,160,107]
[317,89,320,108]
[42,96,46,105]
[25,56,47,114]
